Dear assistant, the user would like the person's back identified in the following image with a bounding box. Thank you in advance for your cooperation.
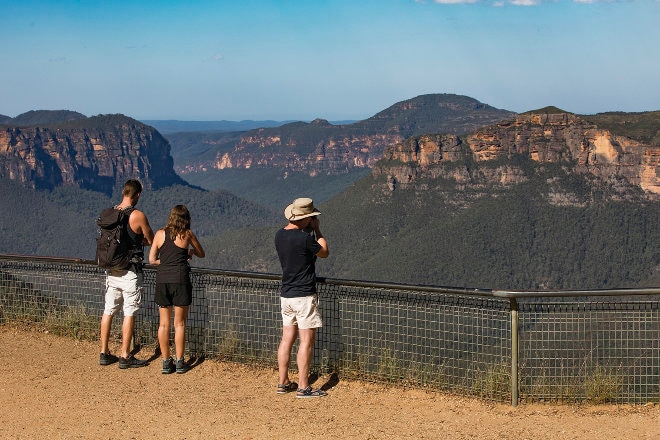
[275,227,320,297]
[98,179,154,369]
[149,205,205,374]
[274,198,329,398]
[156,228,191,283]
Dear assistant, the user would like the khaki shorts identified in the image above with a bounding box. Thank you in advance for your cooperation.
[280,294,322,329]
[103,269,142,317]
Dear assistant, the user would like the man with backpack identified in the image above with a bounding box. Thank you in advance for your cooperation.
[98,179,154,369]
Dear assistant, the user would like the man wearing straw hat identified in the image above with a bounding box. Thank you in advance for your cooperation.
[274,197,329,398]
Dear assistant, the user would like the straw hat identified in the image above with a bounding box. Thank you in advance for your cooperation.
[284,198,321,221]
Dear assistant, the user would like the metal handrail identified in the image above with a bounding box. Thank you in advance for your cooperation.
[3,254,656,299]
[493,288,660,298]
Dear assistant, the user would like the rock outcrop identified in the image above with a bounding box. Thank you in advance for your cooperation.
[374,111,659,202]
[0,114,185,194]
[213,130,403,176]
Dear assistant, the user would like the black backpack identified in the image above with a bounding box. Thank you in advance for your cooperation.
[95,206,135,270]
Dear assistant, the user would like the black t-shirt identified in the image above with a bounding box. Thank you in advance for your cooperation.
[274,228,322,298]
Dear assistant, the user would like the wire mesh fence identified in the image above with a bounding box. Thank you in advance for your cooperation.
[0,255,658,404]
[517,297,659,403]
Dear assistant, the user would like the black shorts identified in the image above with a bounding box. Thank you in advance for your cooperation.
[155,283,192,307]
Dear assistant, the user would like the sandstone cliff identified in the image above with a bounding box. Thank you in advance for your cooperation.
[0,114,185,194]
[174,94,515,176]
[213,124,402,176]
[373,111,659,203]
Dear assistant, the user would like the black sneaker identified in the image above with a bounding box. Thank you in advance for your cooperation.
[162,357,176,374]
[99,352,118,366]
[118,355,148,369]
[175,358,190,374]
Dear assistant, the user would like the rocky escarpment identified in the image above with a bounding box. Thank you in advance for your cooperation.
[374,111,659,203]
[0,114,186,195]
[174,94,515,176]
[212,121,402,176]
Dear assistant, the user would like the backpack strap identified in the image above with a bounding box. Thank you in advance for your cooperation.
[121,206,135,222]
[120,206,143,266]
[114,205,135,214]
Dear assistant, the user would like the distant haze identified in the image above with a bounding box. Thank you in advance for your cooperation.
[1,1,659,121]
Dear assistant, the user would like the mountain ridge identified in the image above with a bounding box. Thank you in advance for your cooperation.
[0,94,657,290]
[0,110,87,126]
[2,95,657,203]
[171,94,516,175]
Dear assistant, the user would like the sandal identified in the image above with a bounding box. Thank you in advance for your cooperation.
[296,386,328,398]
[276,382,298,394]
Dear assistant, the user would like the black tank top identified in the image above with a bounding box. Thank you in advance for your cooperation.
[155,228,191,284]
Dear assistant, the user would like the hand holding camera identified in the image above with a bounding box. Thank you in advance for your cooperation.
[304,216,322,236]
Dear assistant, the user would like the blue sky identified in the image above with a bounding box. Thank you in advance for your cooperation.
[2,0,659,121]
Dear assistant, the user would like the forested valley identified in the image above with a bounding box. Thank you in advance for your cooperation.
[2,170,657,291]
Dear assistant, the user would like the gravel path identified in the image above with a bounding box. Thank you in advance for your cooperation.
[1,327,658,439]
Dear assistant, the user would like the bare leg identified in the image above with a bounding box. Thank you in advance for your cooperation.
[297,328,316,390]
[158,307,172,359]
[278,325,298,385]
[173,305,189,359]
[121,316,135,359]
[100,314,113,353]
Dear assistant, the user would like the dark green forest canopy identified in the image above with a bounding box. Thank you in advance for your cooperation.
[1,110,87,126]
[0,180,278,261]
[582,111,660,145]
[0,169,657,290]
[317,174,659,290]
[177,165,660,291]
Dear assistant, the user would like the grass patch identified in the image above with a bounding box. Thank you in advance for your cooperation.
[585,366,622,404]
[472,363,510,400]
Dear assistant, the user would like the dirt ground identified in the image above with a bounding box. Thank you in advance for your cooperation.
[1,327,658,440]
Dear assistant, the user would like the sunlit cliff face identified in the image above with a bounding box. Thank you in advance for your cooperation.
[0,121,183,193]
[208,134,405,175]
[373,112,659,202]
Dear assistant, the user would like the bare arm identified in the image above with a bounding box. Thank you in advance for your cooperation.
[129,209,154,245]
[187,231,205,259]
[310,217,329,258]
[148,229,165,265]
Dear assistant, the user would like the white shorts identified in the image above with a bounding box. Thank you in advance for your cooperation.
[280,294,322,330]
[103,269,142,317]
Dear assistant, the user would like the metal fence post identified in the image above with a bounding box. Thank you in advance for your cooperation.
[510,297,519,407]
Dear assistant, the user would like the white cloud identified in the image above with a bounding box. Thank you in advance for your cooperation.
[427,0,620,5]
[432,0,479,4]
[573,0,626,3]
